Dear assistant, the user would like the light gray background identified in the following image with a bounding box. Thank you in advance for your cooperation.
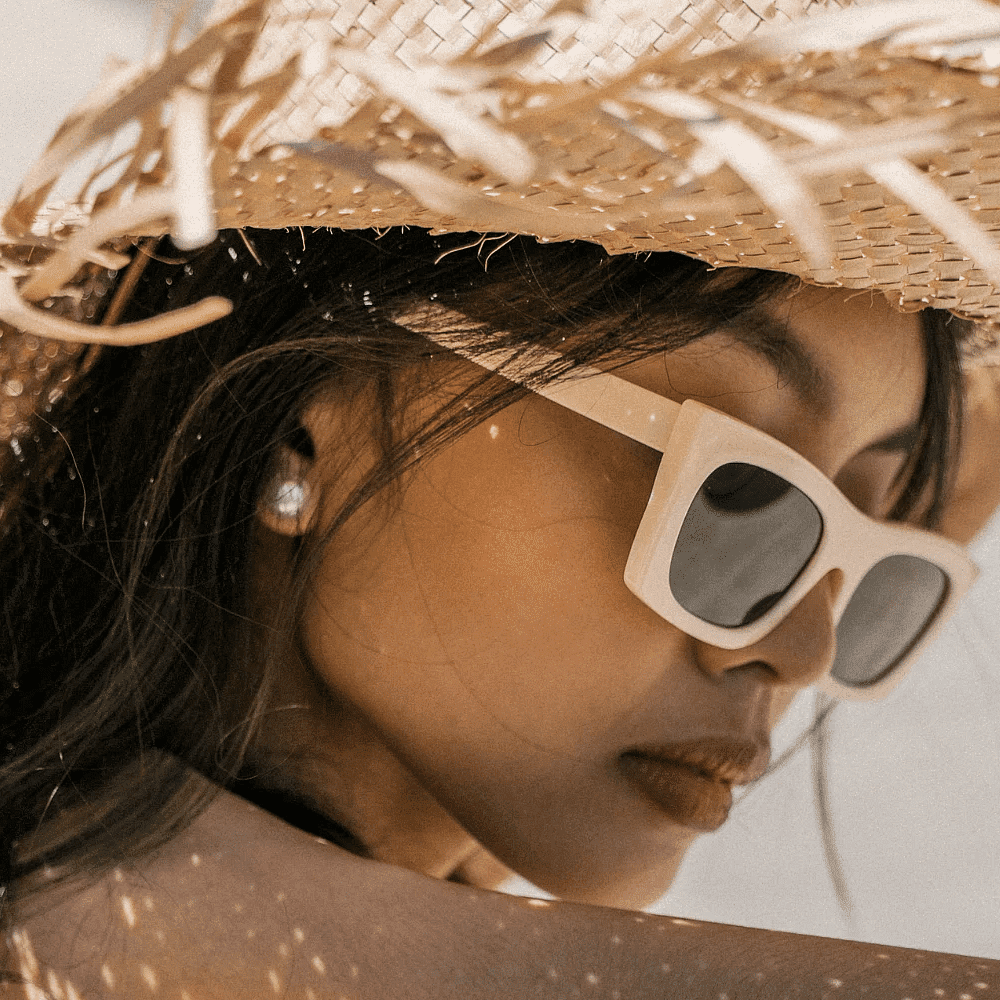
[3,0,997,960]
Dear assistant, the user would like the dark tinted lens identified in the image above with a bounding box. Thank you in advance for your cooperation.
[832,555,947,687]
[701,462,793,512]
[669,463,823,628]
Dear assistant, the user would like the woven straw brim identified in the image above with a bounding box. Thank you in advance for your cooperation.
[3,0,1000,445]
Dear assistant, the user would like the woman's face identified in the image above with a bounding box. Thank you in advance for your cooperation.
[256,283,928,907]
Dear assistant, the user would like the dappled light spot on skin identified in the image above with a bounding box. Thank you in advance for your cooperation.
[100,963,115,990]
[120,896,137,928]
[46,968,65,999]
[312,956,327,975]
[10,930,80,1000]
[268,969,282,993]
[12,929,40,983]
[660,964,671,974]
[827,979,843,988]
[278,943,290,958]
[670,918,700,927]
[139,964,158,991]
[489,424,500,439]
[294,927,306,943]
[584,972,600,985]
[36,977,84,1000]
[112,869,124,883]
[526,898,550,908]
[190,854,201,867]
[143,896,155,912]
[546,968,559,981]
[611,935,622,945]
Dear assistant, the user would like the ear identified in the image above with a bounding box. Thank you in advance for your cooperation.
[257,441,319,537]
[256,395,357,537]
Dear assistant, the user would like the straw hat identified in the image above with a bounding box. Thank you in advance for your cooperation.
[3,0,1000,451]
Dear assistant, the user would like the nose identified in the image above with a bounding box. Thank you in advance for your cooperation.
[695,570,842,690]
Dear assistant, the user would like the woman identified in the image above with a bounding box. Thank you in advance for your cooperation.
[2,0,1000,995]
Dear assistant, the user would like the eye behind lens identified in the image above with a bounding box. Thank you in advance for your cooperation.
[702,463,793,513]
[669,467,823,628]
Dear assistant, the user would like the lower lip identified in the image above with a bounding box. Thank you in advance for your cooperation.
[618,754,733,832]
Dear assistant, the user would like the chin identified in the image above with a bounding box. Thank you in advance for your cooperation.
[516,849,689,911]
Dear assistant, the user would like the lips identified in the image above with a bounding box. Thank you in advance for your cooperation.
[618,739,770,832]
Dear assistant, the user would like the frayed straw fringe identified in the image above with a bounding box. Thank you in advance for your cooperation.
[4,0,1000,363]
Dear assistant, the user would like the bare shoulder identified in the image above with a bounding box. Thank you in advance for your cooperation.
[5,788,600,999]
[6,786,999,999]
[5,788,403,999]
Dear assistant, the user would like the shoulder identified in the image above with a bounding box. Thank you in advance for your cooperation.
[3,787,677,998]
[5,786,574,998]
[5,788,397,998]
[6,784,998,1000]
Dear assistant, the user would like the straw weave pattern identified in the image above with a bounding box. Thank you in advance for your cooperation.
[3,0,1000,451]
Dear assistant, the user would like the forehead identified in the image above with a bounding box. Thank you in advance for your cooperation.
[770,285,926,429]
[618,283,926,465]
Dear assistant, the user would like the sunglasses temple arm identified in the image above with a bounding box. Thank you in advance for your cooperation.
[418,330,681,451]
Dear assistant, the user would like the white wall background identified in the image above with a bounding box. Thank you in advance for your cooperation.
[661,514,1000,959]
[4,0,998,962]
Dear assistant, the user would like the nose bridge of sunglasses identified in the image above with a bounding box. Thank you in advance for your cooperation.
[815,565,847,615]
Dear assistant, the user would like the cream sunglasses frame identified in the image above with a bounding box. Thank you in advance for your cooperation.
[418,329,978,702]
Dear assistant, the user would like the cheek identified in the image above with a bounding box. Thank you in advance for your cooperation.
[298,401,670,748]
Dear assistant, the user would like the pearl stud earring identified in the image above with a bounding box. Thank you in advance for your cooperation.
[268,478,310,521]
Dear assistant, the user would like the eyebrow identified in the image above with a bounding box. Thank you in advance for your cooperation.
[721,308,831,414]
[721,308,921,456]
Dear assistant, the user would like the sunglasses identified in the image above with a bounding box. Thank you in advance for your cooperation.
[422,333,978,702]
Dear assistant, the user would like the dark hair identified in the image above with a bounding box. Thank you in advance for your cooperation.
[0,227,967,932]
